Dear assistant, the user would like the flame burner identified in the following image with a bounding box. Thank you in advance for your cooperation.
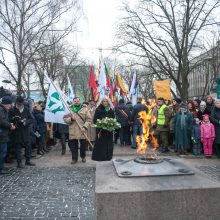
[134,157,163,164]
[113,158,194,177]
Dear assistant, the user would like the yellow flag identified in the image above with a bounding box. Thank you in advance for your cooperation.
[116,71,127,94]
[153,79,172,100]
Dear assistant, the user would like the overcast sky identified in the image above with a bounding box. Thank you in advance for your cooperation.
[75,0,124,63]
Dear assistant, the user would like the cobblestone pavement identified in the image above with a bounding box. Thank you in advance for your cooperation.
[0,166,95,220]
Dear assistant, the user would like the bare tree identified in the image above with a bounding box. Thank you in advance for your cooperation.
[0,0,81,95]
[116,0,220,100]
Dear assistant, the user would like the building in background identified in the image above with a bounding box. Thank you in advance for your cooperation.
[188,41,220,99]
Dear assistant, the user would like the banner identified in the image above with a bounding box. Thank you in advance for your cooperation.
[153,79,172,100]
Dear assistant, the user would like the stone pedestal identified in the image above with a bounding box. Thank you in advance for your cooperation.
[95,158,220,220]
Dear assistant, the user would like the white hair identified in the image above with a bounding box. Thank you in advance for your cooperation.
[96,96,114,109]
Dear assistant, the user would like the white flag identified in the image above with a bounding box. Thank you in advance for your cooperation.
[45,83,70,124]
[67,76,74,104]
[129,72,138,105]
[98,57,106,98]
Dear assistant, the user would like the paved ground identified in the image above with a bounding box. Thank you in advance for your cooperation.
[0,142,220,220]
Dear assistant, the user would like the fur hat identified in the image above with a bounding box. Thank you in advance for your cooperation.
[1,96,12,105]
[200,101,206,106]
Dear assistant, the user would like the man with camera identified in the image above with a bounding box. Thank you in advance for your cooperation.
[0,96,16,174]
[9,96,35,168]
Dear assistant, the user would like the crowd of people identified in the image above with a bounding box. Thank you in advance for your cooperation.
[0,93,220,175]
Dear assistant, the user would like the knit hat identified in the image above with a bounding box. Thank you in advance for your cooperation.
[119,98,125,104]
[16,96,24,105]
[200,101,206,106]
[215,98,220,102]
[1,95,12,105]
[174,98,182,104]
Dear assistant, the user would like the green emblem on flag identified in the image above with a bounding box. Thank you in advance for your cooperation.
[47,92,65,113]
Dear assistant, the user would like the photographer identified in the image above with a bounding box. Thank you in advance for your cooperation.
[9,96,35,168]
[0,96,15,174]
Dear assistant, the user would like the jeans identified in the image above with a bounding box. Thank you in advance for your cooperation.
[0,143,7,170]
[132,125,143,148]
[68,139,87,161]
[15,142,32,162]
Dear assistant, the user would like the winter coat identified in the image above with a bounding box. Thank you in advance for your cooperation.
[57,123,69,134]
[210,107,220,144]
[0,104,12,143]
[174,111,193,151]
[131,103,148,125]
[63,104,92,140]
[33,109,47,134]
[115,103,131,127]
[192,124,201,139]
[92,104,115,161]
[8,106,33,144]
[87,108,96,142]
[197,109,210,121]
[201,123,215,140]
[206,102,214,113]
[169,104,180,132]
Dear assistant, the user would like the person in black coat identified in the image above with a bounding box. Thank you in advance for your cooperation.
[33,103,48,155]
[115,99,131,146]
[92,96,115,161]
[9,96,35,167]
[57,123,69,155]
[197,101,210,121]
[210,99,220,158]
[131,97,148,149]
[0,96,15,174]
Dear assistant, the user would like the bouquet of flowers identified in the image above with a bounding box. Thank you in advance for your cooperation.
[92,117,121,132]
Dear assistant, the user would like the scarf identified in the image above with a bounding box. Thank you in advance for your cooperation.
[180,112,186,129]
[71,104,82,113]
[104,106,110,112]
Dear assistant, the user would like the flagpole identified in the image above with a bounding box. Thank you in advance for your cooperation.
[45,73,94,148]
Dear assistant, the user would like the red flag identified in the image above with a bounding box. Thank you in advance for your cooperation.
[89,66,97,89]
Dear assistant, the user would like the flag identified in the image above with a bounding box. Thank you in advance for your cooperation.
[89,66,98,100]
[129,72,139,105]
[45,82,70,124]
[153,79,172,100]
[99,58,106,98]
[116,71,127,94]
[67,76,74,104]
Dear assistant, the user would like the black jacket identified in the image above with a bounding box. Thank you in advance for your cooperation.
[115,104,131,127]
[197,109,210,121]
[131,103,148,125]
[0,104,11,143]
[93,104,115,124]
[210,107,220,144]
[9,106,33,144]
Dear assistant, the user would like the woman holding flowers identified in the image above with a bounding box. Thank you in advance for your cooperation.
[92,96,116,161]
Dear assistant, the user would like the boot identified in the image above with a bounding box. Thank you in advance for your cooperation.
[25,160,36,166]
[61,148,66,155]
[17,161,24,168]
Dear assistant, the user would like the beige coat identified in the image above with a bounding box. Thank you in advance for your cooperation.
[63,105,92,140]
[87,108,96,141]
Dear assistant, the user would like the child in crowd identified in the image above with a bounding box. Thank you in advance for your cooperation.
[191,118,201,156]
[201,114,215,158]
